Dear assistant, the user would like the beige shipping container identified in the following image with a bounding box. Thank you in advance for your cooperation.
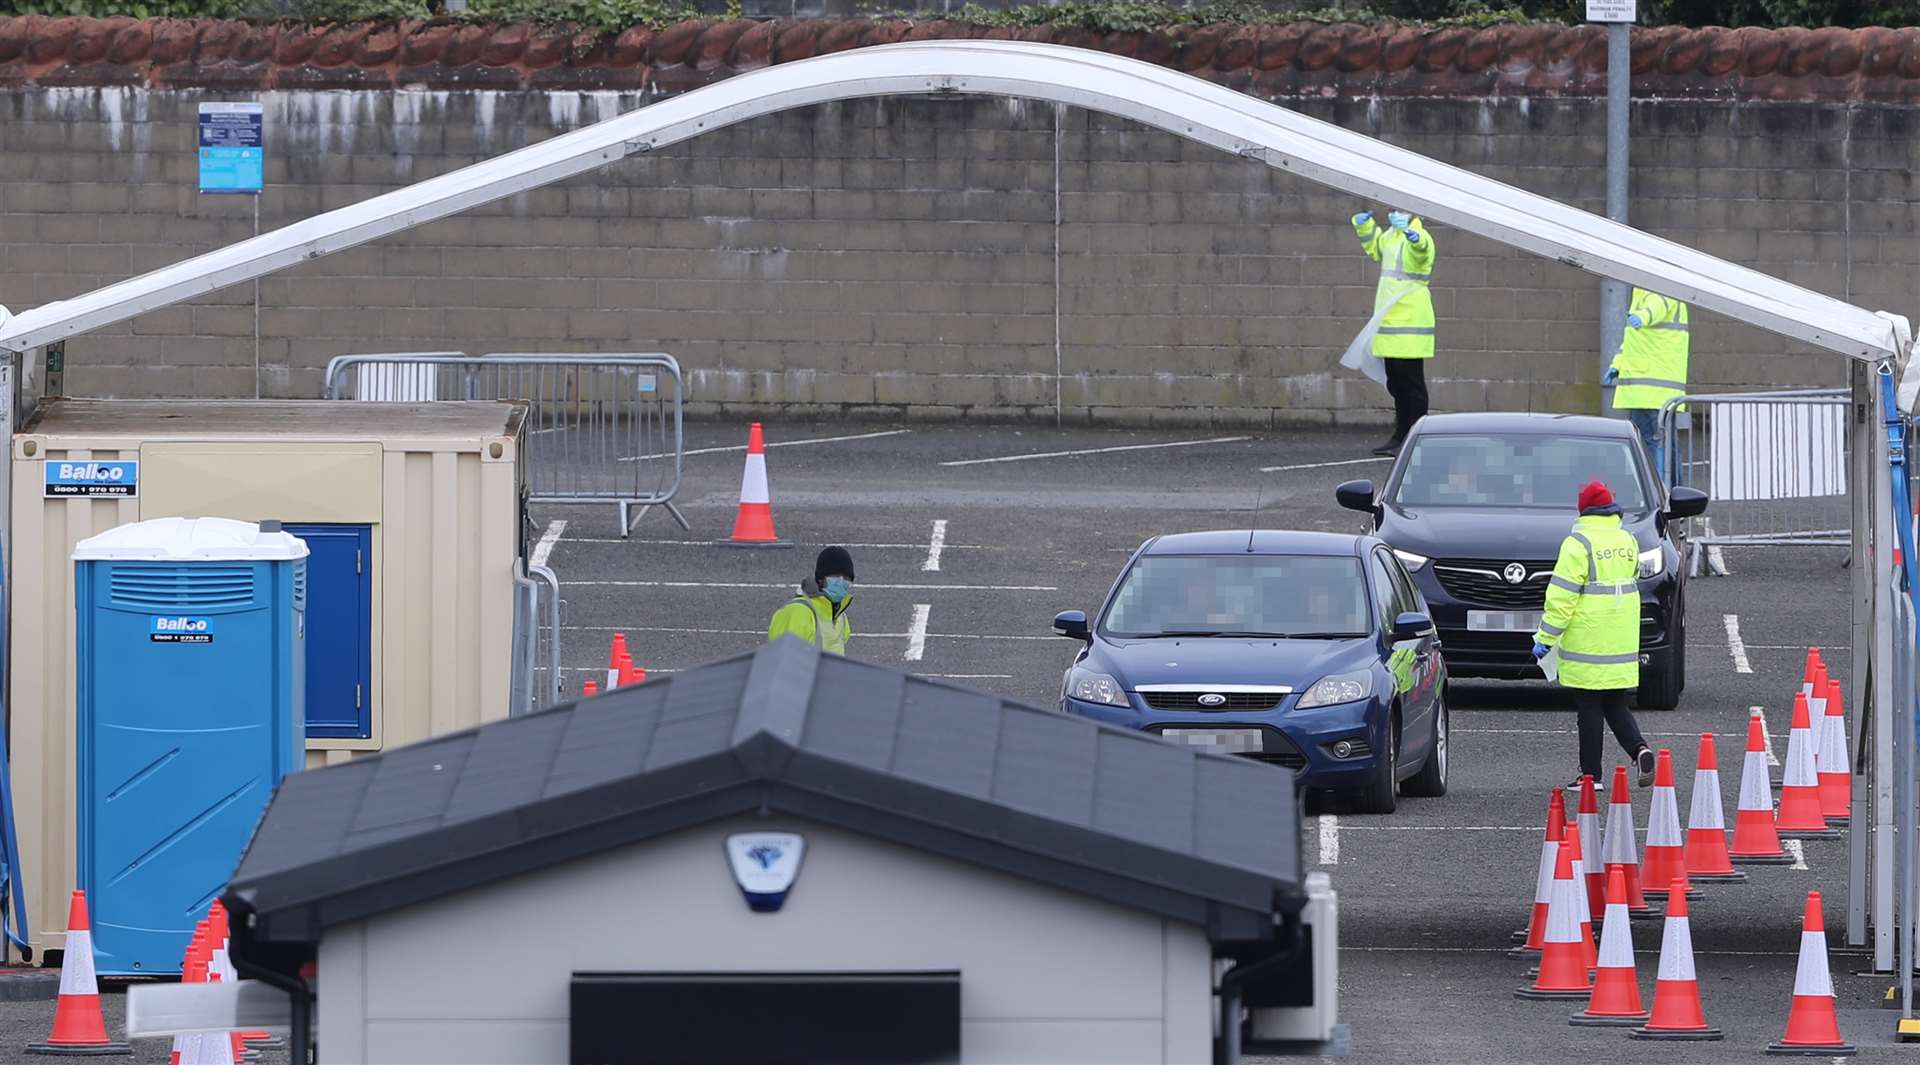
[10,400,526,961]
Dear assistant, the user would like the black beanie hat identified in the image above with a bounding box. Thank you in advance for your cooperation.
[815,545,855,583]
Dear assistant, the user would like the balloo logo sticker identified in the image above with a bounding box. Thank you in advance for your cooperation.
[44,460,138,498]
[150,616,213,644]
[725,832,805,913]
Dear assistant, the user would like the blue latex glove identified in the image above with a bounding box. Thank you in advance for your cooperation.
[1532,641,1550,661]
[1352,211,1372,226]
[1405,229,1421,244]
[1603,365,1620,385]
[1627,313,1645,329]
[1388,211,1412,230]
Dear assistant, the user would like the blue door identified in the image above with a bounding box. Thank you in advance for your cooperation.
[285,524,372,740]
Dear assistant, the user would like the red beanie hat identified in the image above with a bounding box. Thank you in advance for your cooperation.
[1577,480,1614,511]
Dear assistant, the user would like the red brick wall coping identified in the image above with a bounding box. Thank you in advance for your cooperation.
[1,16,1917,101]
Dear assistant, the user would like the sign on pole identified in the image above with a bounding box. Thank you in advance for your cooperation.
[1585,0,1636,21]
[197,102,263,195]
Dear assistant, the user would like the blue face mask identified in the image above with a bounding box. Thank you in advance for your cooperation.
[1388,211,1412,230]
[823,577,851,604]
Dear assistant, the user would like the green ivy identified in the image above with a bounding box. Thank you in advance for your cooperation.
[459,0,698,32]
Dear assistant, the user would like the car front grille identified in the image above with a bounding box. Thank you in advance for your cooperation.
[1433,558,1555,609]
[1141,690,1287,711]
[1249,731,1308,770]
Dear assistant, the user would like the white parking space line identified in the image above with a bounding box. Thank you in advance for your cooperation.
[939,436,1250,467]
[1746,645,1847,652]
[905,605,930,662]
[1758,706,1781,767]
[569,580,1058,592]
[531,519,567,568]
[922,520,948,572]
[618,428,911,461]
[1348,945,1802,957]
[1340,825,1536,832]
[1259,456,1391,474]
[1454,728,1729,738]
[1318,815,1339,866]
[1724,614,1753,674]
[1785,839,1809,871]
[917,673,1013,680]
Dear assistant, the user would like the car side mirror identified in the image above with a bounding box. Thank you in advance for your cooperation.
[1053,610,1091,641]
[1335,479,1377,513]
[1666,486,1709,520]
[1392,611,1434,641]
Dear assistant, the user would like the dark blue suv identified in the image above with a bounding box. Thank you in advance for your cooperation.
[1053,530,1448,814]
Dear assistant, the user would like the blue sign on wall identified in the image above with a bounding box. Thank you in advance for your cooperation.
[44,460,138,498]
[198,102,263,195]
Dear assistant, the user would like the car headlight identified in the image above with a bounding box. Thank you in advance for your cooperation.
[1393,549,1430,571]
[1065,666,1129,707]
[1638,547,1665,579]
[1296,670,1374,710]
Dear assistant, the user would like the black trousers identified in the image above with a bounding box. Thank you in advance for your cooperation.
[1574,688,1647,780]
[1383,357,1429,441]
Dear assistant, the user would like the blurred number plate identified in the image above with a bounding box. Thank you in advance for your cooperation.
[1161,728,1264,754]
[1468,610,1541,632]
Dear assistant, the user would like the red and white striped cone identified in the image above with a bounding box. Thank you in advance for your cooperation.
[1809,659,1829,718]
[1642,750,1700,901]
[1562,814,1598,973]
[723,423,791,548]
[1817,677,1852,825]
[170,928,206,1065]
[1575,775,1606,921]
[26,890,130,1056]
[198,930,236,1065]
[1511,789,1565,956]
[1766,891,1855,1056]
[1600,766,1656,918]
[1571,867,1650,1026]
[605,635,628,691]
[1732,709,1794,864]
[1777,693,1841,839]
[1630,880,1723,1041]
[581,678,598,697]
[1683,732,1745,882]
[1516,840,1592,1000]
[1801,648,1823,703]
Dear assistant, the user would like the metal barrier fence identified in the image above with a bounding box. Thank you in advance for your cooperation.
[323,352,688,536]
[511,560,563,716]
[1659,388,1851,574]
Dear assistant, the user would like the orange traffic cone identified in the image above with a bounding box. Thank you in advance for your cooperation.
[27,891,130,1056]
[606,635,629,691]
[1516,839,1592,1000]
[1643,750,1699,900]
[1777,693,1840,839]
[1600,766,1655,918]
[1817,677,1852,825]
[1684,733,1745,882]
[1766,891,1855,1055]
[612,651,633,691]
[724,423,790,548]
[173,936,206,1065]
[1571,867,1650,1026]
[1574,776,1605,921]
[1732,710,1793,864]
[1630,879,1723,1041]
[622,660,647,686]
[1512,790,1565,956]
[1562,813,1598,972]
[1801,648,1823,702]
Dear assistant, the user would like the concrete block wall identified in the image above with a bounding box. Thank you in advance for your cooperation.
[1,77,1913,426]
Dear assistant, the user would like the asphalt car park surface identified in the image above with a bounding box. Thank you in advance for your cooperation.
[0,420,1884,1062]
[523,420,1899,1062]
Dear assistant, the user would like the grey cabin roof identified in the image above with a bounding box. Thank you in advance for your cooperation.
[224,637,1303,946]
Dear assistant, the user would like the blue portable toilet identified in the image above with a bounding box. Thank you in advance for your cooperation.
[71,517,307,975]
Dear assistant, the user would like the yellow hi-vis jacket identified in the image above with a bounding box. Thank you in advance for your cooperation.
[767,580,851,655]
[1612,288,1690,411]
[1354,215,1437,359]
[1533,513,1641,691]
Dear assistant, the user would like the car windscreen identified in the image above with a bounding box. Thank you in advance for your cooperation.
[1100,554,1372,639]
[1392,433,1648,511]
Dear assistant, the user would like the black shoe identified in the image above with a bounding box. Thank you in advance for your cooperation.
[1566,774,1590,791]
[1371,438,1403,457]
[1636,747,1656,788]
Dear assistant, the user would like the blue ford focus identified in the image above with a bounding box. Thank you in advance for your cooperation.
[1053,530,1448,813]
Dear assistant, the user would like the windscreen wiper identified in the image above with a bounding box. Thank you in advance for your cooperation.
[1135,630,1225,638]
[1269,631,1369,639]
